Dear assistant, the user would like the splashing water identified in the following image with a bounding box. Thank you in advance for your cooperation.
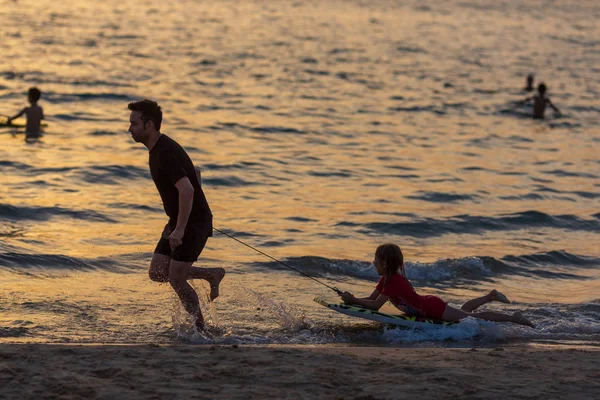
[241,288,309,332]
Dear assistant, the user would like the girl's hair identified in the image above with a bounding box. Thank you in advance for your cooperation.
[375,243,405,278]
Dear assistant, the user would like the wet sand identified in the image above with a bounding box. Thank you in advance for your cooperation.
[0,344,598,399]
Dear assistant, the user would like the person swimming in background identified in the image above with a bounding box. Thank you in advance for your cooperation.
[523,74,535,92]
[6,87,45,137]
[340,243,535,327]
[520,82,561,119]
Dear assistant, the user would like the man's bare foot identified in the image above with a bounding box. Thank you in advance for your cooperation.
[490,289,510,304]
[207,268,225,301]
[512,311,535,328]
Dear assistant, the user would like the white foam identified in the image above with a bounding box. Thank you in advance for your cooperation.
[381,317,503,343]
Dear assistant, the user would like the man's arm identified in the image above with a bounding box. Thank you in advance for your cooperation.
[168,176,195,249]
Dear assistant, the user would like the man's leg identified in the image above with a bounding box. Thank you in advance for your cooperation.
[148,253,171,282]
[168,260,205,330]
[188,267,225,301]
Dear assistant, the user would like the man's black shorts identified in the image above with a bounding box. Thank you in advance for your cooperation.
[154,223,211,262]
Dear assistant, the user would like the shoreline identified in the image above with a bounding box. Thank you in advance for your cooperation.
[1,343,598,399]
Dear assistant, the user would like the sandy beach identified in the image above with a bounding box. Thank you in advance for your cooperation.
[0,344,597,399]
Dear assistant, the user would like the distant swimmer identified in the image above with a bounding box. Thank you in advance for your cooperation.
[519,83,561,119]
[523,74,535,92]
[6,87,44,137]
[340,243,535,328]
[127,99,225,332]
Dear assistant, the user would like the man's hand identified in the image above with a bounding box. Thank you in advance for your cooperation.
[168,228,184,251]
[340,292,355,304]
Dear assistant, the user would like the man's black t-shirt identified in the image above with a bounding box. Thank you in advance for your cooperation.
[149,134,212,234]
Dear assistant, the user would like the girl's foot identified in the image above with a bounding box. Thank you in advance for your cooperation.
[207,268,226,301]
[513,311,535,328]
[490,289,510,304]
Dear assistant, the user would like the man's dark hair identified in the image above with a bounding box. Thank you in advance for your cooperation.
[128,99,162,131]
[28,87,41,102]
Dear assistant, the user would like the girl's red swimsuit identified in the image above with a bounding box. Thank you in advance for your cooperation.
[376,274,447,320]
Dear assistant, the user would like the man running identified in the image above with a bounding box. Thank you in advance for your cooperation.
[128,99,224,331]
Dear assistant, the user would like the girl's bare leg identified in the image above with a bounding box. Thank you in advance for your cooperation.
[460,289,510,312]
[443,305,535,328]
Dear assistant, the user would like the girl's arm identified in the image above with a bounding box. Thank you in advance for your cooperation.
[365,289,380,301]
[341,289,379,302]
[341,292,388,310]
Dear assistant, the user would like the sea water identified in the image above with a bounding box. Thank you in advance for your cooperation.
[0,0,598,346]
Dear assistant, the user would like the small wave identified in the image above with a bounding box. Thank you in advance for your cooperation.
[53,113,122,122]
[203,176,258,187]
[0,327,30,338]
[329,48,362,55]
[6,164,150,184]
[285,217,317,223]
[570,105,600,113]
[108,203,162,213]
[250,126,306,134]
[75,165,150,184]
[0,250,145,274]
[541,169,598,179]
[304,69,329,76]
[347,211,600,238]
[101,34,144,40]
[88,130,118,136]
[388,105,446,115]
[0,204,114,223]
[480,251,598,280]
[499,193,547,201]
[193,59,217,66]
[203,161,265,171]
[254,255,493,284]
[501,250,600,269]
[0,160,33,170]
[571,191,600,199]
[209,122,306,135]
[0,252,111,272]
[396,45,427,54]
[308,170,353,178]
[257,250,597,286]
[45,92,137,103]
[405,191,479,203]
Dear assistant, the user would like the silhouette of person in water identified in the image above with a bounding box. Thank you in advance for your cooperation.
[127,99,225,333]
[523,74,535,92]
[520,83,561,119]
[6,87,45,137]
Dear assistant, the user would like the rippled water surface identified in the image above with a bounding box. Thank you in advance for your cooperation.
[0,0,598,345]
